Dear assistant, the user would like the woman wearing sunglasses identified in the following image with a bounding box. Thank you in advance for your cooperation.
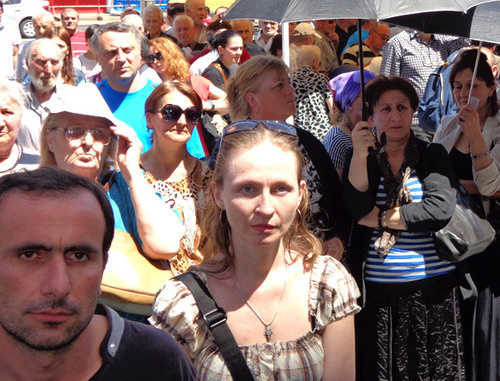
[39,85,184,321]
[226,55,350,259]
[151,121,360,380]
[142,80,208,275]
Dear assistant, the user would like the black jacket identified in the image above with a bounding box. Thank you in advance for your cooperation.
[342,139,457,287]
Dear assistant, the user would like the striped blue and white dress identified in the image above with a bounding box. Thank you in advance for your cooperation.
[365,170,455,284]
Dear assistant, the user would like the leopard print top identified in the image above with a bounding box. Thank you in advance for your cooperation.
[144,160,209,275]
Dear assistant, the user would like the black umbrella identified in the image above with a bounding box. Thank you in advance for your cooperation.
[385,1,500,44]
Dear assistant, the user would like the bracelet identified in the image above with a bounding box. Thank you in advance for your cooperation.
[377,208,384,229]
[382,210,387,228]
[471,152,489,160]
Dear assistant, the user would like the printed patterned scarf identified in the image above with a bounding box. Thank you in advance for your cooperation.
[374,132,419,258]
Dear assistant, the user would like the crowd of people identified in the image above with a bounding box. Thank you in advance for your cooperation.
[0,2,499,379]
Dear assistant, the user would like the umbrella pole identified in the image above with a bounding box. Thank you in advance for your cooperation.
[468,41,483,104]
[357,19,367,121]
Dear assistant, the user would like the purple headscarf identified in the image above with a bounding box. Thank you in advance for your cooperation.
[329,70,377,113]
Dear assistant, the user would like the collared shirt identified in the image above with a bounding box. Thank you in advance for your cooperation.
[380,29,468,127]
[18,82,82,152]
[380,29,468,98]
[255,30,276,53]
[0,18,21,79]
[314,30,339,73]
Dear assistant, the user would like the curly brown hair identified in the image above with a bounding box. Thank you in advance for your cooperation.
[149,37,190,82]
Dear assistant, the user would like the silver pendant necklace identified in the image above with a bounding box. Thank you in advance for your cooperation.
[234,259,288,343]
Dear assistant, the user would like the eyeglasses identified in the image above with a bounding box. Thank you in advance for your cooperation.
[53,127,112,145]
[372,29,389,42]
[148,104,202,125]
[147,52,163,64]
[208,120,297,170]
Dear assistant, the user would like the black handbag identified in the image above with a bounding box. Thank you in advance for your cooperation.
[434,184,496,262]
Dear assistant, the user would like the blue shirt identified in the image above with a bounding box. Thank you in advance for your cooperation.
[98,79,155,152]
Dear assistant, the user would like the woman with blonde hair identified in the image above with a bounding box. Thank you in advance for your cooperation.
[151,121,360,380]
[226,55,351,259]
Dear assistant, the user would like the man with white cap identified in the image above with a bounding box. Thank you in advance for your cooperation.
[289,22,316,73]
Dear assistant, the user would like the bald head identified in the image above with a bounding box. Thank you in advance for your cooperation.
[185,0,205,26]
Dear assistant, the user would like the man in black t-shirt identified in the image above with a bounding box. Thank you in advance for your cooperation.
[0,168,196,380]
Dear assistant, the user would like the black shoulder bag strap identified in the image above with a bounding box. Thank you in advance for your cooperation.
[175,272,254,381]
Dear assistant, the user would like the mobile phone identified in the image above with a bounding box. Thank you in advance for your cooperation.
[469,96,480,110]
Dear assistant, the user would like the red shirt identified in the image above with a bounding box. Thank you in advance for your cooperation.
[70,29,88,57]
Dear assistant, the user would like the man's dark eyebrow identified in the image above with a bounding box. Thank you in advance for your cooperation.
[64,245,100,254]
[11,244,100,255]
[14,244,52,252]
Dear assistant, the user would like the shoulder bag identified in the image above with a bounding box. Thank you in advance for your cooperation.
[175,272,255,381]
[99,171,174,316]
[434,184,496,262]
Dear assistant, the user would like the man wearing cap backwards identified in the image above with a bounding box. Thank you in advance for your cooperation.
[17,39,86,152]
[0,167,197,380]
[92,22,156,152]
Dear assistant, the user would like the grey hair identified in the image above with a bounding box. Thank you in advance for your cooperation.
[26,38,64,67]
[33,11,55,25]
[142,5,163,21]
[122,14,144,31]
[297,45,321,67]
[91,22,143,55]
[0,78,26,108]
[173,14,194,29]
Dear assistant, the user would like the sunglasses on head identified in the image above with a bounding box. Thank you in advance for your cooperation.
[149,104,202,125]
[147,52,163,64]
[208,120,297,170]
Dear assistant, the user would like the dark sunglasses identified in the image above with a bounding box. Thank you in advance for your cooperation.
[149,104,202,125]
[208,120,297,170]
[147,52,163,64]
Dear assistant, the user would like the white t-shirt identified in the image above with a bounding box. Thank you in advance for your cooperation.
[0,18,21,79]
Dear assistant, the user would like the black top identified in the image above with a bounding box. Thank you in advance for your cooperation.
[148,31,177,44]
[90,304,197,380]
[342,139,457,287]
[202,59,230,90]
[335,24,357,59]
[296,127,351,242]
